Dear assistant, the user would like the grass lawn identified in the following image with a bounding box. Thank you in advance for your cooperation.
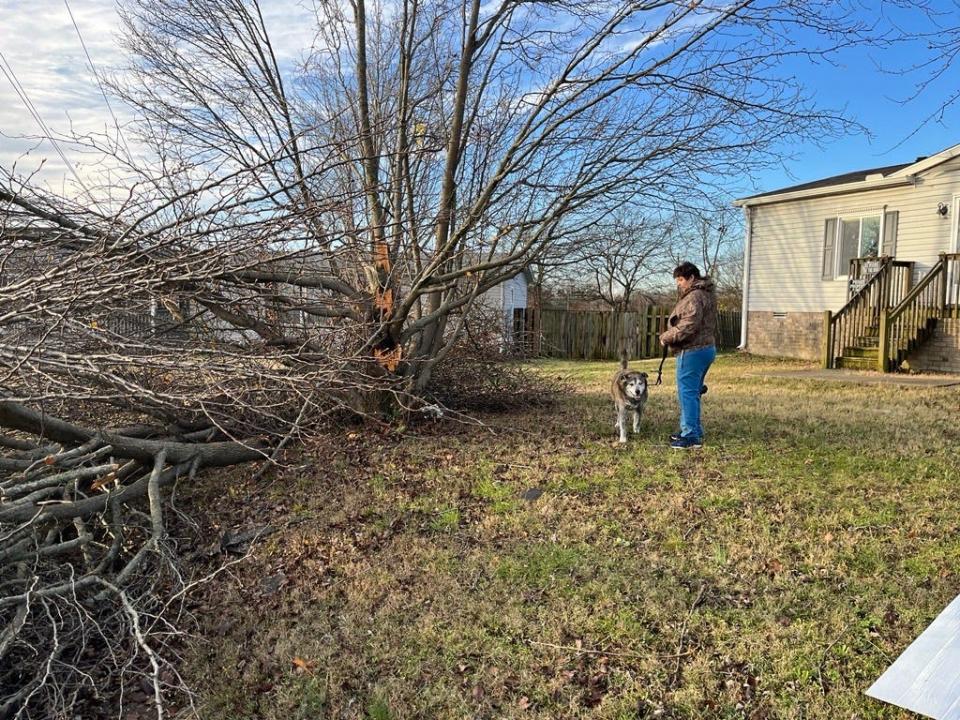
[183,353,960,719]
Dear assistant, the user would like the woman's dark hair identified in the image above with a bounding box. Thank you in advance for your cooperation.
[672,262,701,280]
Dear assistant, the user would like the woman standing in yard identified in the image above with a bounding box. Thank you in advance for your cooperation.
[659,262,717,449]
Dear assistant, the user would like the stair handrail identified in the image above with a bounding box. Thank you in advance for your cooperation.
[878,254,951,371]
[835,256,892,316]
[887,255,945,321]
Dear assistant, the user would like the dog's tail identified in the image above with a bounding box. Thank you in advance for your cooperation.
[619,348,628,370]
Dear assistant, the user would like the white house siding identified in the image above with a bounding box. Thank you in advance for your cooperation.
[476,272,529,340]
[499,273,528,331]
[747,156,960,315]
[478,283,504,321]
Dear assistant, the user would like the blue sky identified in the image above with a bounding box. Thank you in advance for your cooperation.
[0,1,957,200]
[740,4,959,198]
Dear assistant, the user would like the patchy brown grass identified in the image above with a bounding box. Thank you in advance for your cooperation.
[179,353,959,719]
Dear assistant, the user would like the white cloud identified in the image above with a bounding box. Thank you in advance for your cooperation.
[0,0,317,197]
[261,1,319,67]
[618,4,728,55]
[0,0,126,193]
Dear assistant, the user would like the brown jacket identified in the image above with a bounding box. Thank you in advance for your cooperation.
[660,277,717,351]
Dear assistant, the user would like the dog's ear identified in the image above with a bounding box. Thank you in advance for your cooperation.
[640,372,648,379]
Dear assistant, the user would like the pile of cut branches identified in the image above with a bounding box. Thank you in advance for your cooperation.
[427,308,560,413]
[0,402,267,718]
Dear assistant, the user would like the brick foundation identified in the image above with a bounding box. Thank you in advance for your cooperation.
[747,311,823,361]
[903,319,960,374]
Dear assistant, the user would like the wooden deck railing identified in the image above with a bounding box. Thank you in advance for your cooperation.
[822,257,914,369]
[848,256,914,301]
[878,253,960,371]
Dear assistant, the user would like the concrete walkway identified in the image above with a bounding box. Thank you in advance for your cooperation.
[751,368,960,387]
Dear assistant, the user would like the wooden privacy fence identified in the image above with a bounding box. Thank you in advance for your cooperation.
[514,307,742,360]
[715,310,742,351]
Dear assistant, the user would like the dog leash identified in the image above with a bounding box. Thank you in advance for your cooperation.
[655,343,668,386]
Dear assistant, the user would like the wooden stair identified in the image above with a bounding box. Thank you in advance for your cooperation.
[835,319,938,370]
[836,325,880,369]
[823,257,915,372]
[825,254,959,372]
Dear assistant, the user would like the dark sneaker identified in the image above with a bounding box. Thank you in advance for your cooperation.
[670,431,683,442]
[671,436,703,449]
[700,385,708,395]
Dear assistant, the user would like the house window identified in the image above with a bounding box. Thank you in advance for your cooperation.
[837,214,880,276]
[822,210,899,282]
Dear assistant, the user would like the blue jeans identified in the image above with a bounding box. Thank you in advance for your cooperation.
[676,345,716,440]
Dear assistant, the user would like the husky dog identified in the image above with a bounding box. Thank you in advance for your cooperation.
[610,351,648,443]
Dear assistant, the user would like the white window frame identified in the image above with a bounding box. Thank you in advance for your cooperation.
[832,209,883,279]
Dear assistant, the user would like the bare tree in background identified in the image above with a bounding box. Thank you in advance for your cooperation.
[667,204,743,299]
[575,215,670,311]
[1,0,882,715]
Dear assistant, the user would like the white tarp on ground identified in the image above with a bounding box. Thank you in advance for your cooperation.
[867,593,960,719]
